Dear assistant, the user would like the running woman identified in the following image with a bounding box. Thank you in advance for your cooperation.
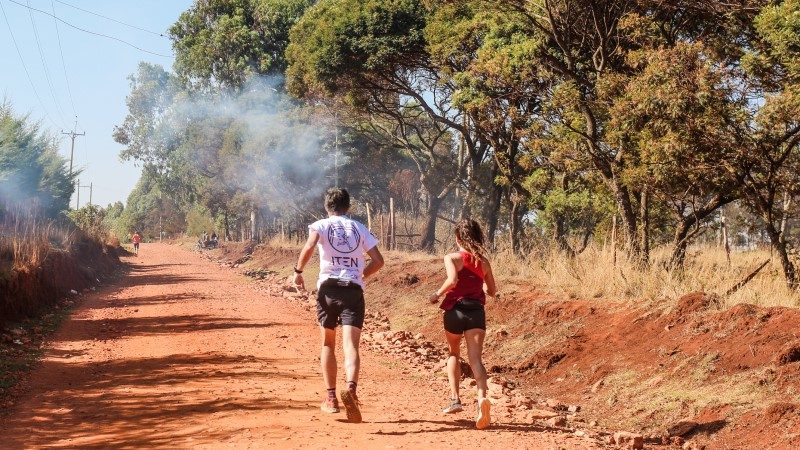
[132,231,142,256]
[428,219,497,430]
[293,188,384,423]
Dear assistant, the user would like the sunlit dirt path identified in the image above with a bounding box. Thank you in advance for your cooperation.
[0,243,600,449]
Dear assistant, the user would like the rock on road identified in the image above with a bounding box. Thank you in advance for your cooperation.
[0,243,603,449]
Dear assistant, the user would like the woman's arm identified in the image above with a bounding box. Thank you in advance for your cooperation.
[429,254,460,303]
[482,260,497,297]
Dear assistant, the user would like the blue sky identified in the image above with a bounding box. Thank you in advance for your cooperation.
[0,0,192,207]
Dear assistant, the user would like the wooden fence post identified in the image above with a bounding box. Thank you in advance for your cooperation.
[389,198,395,251]
[721,210,731,267]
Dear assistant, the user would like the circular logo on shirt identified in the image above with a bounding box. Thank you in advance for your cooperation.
[327,223,360,254]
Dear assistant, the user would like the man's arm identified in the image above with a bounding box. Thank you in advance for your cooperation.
[363,246,384,279]
[293,230,320,291]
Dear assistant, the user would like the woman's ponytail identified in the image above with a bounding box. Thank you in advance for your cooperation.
[455,219,488,261]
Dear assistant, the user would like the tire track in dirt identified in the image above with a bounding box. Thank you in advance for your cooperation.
[0,243,606,449]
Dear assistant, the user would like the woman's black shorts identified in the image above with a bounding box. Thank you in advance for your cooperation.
[443,299,486,334]
[316,279,365,329]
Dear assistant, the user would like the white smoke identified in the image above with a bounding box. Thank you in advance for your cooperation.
[162,76,337,222]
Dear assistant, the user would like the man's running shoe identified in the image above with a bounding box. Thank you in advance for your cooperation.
[340,389,362,423]
[442,399,464,414]
[320,397,339,414]
[476,397,491,429]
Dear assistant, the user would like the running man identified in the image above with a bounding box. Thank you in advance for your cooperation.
[132,231,142,256]
[429,219,497,429]
[293,188,384,423]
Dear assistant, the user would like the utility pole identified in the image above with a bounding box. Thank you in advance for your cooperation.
[75,181,92,209]
[334,114,339,188]
[61,121,85,176]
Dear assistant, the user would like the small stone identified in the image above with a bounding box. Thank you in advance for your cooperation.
[528,408,560,420]
[668,419,699,437]
[613,431,644,449]
[589,420,598,427]
[545,398,561,409]
[591,379,604,393]
[567,405,581,413]
[682,442,705,450]
[546,416,568,427]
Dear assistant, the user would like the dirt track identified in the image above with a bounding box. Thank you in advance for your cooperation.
[0,243,600,449]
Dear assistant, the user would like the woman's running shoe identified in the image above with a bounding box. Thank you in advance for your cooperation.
[442,399,464,414]
[476,397,491,429]
[320,397,340,413]
[340,389,362,423]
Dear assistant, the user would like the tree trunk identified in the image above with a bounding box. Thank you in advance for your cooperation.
[765,221,797,289]
[420,193,443,252]
[638,188,650,264]
[670,221,692,269]
[669,194,736,269]
[223,210,230,241]
[486,182,503,247]
[553,174,576,257]
[460,141,486,221]
[250,208,258,242]
[509,187,525,255]
[553,214,576,257]
[612,180,641,258]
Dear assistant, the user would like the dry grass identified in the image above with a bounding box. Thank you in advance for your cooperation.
[600,366,776,431]
[267,213,800,308]
[0,210,75,275]
[491,243,800,308]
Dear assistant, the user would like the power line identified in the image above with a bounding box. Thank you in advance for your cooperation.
[0,0,59,128]
[26,0,67,127]
[50,0,76,118]
[53,0,167,38]
[5,0,172,58]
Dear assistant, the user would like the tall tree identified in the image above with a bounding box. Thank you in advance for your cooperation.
[0,102,76,217]
[170,0,315,88]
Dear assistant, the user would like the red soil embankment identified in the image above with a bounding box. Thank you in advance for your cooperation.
[0,237,123,320]
[217,242,800,449]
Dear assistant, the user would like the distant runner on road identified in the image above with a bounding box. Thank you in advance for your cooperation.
[429,219,497,429]
[293,188,384,423]
[132,231,142,256]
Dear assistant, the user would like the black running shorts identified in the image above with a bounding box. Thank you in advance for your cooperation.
[443,299,486,334]
[317,279,365,329]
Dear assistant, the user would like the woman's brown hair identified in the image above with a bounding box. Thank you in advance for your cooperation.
[455,219,488,260]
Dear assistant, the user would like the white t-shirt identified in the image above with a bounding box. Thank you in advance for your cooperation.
[309,215,379,288]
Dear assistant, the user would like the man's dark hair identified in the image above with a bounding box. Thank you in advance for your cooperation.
[325,188,350,213]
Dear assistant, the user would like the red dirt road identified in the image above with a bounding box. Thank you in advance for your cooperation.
[1,244,601,449]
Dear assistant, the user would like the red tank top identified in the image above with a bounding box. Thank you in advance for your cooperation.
[440,251,486,311]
